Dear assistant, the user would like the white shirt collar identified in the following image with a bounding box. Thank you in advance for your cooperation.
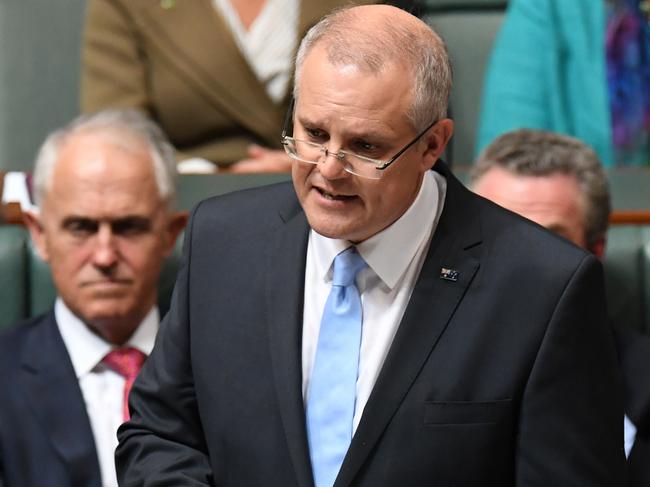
[55,298,159,379]
[311,170,444,290]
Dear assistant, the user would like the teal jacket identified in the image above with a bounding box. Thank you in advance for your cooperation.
[476,0,614,165]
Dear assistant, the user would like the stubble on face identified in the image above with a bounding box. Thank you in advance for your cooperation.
[291,46,429,243]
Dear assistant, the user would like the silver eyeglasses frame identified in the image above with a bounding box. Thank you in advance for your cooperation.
[280,98,438,179]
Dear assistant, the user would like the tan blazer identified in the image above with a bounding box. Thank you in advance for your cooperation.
[81,0,371,166]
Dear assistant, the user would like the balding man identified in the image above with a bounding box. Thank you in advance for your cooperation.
[0,109,186,487]
[117,6,624,486]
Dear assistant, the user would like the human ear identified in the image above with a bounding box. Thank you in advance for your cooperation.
[23,210,50,262]
[421,118,454,170]
[162,211,188,257]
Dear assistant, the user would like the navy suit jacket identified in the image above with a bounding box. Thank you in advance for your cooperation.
[116,162,625,486]
[0,313,102,487]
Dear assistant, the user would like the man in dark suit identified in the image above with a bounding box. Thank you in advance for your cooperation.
[116,5,625,486]
[471,128,648,487]
[0,109,186,487]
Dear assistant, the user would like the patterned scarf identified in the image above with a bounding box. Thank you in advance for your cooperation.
[605,0,650,165]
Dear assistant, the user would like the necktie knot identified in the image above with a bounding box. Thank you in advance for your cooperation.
[332,247,367,287]
[103,347,147,382]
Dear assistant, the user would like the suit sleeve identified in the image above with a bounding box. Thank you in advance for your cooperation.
[516,254,626,486]
[116,204,215,486]
[81,0,151,114]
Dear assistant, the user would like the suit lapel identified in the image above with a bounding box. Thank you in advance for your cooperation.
[130,0,376,145]
[19,313,102,487]
[336,165,482,487]
[135,0,282,143]
[266,202,314,487]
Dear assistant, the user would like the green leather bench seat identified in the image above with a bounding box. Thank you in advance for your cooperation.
[0,0,87,172]
[604,225,650,333]
[0,226,183,331]
[422,0,508,165]
[0,226,28,325]
[2,222,650,333]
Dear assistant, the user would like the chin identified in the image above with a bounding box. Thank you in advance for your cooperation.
[81,301,134,323]
[310,218,355,241]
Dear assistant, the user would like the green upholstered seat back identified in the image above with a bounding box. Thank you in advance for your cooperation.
[0,226,184,331]
[0,0,87,171]
[0,226,29,330]
[27,237,56,317]
[604,226,650,333]
[422,0,508,165]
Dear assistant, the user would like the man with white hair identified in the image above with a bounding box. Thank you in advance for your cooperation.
[0,109,186,487]
[117,6,624,486]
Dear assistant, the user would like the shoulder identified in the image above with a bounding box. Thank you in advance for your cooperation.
[440,170,588,278]
[300,0,377,32]
[0,313,53,369]
[191,181,299,229]
[0,313,52,346]
[182,181,302,252]
[461,183,592,283]
[84,0,169,30]
[484,189,585,252]
[86,0,218,23]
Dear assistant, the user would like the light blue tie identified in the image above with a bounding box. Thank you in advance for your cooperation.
[307,247,367,487]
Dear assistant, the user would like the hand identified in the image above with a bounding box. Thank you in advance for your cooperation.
[227,145,293,173]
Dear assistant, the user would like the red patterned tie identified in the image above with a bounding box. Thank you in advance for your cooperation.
[102,347,147,421]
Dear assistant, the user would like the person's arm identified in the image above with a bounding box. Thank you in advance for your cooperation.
[475,0,556,154]
[81,0,151,114]
[116,204,215,486]
[226,145,293,173]
[516,253,625,485]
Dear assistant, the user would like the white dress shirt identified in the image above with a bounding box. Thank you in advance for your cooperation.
[212,0,298,103]
[55,299,158,487]
[302,170,447,432]
[624,414,637,458]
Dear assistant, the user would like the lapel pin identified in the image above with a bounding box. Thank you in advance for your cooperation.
[440,267,459,282]
[160,0,176,10]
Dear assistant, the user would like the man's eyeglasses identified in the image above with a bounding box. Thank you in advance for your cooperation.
[280,99,437,180]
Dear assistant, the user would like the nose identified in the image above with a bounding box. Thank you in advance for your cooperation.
[317,147,348,180]
[92,223,119,273]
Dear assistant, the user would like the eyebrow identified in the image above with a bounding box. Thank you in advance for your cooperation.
[296,114,388,142]
[295,114,324,130]
[61,215,152,230]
